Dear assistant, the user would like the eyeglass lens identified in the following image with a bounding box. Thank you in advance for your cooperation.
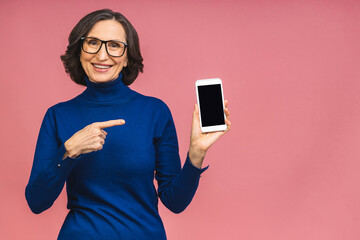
[82,38,126,57]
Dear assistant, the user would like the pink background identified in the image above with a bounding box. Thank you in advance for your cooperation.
[1,0,360,239]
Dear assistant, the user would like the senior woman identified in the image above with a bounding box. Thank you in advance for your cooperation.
[25,9,230,239]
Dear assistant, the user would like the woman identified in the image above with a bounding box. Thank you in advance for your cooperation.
[25,9,230,239]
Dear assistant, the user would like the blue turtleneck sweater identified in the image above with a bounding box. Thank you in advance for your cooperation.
[25,74,208,239]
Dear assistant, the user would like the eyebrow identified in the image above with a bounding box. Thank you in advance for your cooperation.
[87,36,124,42]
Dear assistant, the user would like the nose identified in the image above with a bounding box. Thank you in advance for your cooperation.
[96,43,109,60]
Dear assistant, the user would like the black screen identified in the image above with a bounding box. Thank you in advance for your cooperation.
[198,84,225,127]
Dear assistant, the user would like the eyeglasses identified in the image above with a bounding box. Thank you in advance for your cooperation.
[80,37,127,57]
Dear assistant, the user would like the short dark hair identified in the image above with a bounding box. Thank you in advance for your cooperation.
[60,9,144,86]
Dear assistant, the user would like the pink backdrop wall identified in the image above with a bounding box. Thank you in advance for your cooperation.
[1,0,360,239]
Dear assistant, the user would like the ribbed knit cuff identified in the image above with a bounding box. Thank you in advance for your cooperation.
[55,144,81,169]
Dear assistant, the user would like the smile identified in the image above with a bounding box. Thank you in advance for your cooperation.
[92,63,113,69]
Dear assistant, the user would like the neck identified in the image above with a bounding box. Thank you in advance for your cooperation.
[81,73,131,102]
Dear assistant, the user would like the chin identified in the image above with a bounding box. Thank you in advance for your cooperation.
[90,75,117,83]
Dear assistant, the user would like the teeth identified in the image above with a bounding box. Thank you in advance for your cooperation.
[93,64,111,69]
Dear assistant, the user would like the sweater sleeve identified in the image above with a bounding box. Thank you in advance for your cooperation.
[25,107,80,214]
[154,103,208,214]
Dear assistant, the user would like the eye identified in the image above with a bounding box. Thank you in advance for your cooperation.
[108,42,121,48]
[87,39,99,46]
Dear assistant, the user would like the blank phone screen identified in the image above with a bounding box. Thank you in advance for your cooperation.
[198,84,225,127]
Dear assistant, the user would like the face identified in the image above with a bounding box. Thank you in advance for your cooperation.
[80,20,128,83]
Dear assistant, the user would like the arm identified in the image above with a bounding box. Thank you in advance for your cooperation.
[25,107,125,214]
[25,108,79,214]
[154,107,205,214]
[155,101,231,213]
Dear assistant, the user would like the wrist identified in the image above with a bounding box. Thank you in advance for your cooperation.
[188,146,207,168]
[64,140,80,158]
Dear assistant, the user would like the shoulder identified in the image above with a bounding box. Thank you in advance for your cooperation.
[133,92,172,113]
[45,95,82,117]
[37,97,78,130]
[132,94,177,136]
[130,92,175,127]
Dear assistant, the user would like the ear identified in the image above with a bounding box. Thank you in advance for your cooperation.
[124,58,128,67]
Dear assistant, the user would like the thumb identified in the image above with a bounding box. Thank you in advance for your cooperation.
[193,104,200,119]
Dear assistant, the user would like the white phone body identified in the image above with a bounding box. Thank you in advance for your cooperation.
[195,78,227,133]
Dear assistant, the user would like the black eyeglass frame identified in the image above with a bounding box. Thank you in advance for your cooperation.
[80,37,128,57]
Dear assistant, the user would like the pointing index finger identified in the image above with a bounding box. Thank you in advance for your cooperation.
[93,119,125,129]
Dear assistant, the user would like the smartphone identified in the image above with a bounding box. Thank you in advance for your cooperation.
[195,78,227,133]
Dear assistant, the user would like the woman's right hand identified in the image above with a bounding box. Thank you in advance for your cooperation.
[63,119,125,159]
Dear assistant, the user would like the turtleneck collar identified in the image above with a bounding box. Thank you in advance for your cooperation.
[80,73,132,102]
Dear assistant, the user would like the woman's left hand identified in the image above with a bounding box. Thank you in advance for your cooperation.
[188,100,231,168]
